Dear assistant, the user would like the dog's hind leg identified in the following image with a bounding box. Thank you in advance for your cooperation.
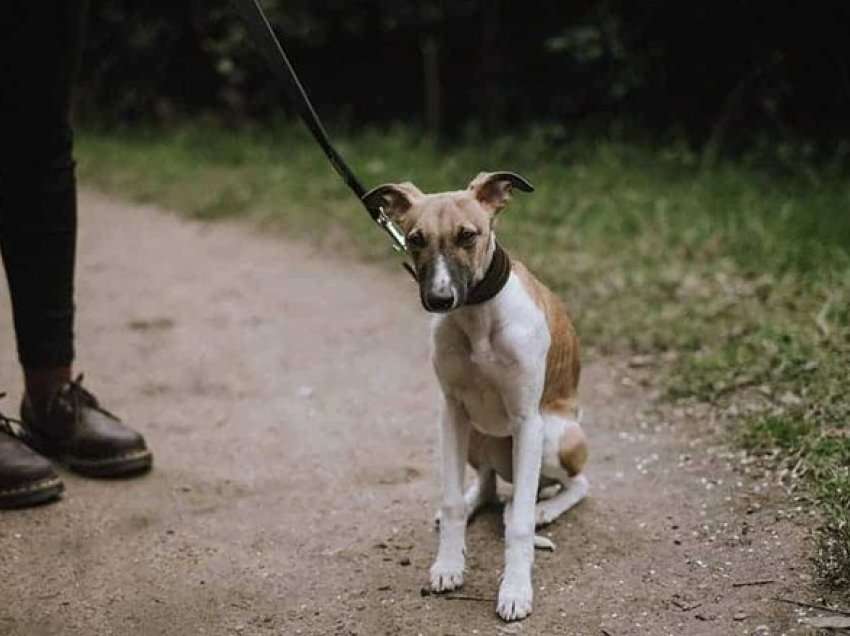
[535,414,589,528]
[465,429,501,519]
[535,474,589,527]
[464,465,498,520]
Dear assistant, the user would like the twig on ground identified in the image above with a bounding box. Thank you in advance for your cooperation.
[732,579,775,587]
[773,597,850,617]
[443,594,495,602]
[419,587,494,602]
[671,598,703,612]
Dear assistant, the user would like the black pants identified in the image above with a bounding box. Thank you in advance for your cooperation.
[0,1,87,368]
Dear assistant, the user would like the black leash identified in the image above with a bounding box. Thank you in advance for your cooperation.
[231,0,414,276]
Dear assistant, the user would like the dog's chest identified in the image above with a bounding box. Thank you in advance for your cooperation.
[432,273,549,437]
[439,338,520,437]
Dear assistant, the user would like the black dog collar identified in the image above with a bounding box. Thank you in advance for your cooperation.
[465,242,511,306]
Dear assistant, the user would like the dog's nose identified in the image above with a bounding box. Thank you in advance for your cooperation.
[425,291,455,312]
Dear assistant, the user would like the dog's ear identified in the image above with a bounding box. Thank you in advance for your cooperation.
[467,171,534,214]
[362,182,424,222]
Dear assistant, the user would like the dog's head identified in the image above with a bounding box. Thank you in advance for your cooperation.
[363,172,533,313]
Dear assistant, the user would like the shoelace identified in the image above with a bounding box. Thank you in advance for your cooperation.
[57,374,120,422]
[0,393,26,439]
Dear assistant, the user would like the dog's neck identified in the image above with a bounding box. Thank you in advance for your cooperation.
[441,242,522,346]
[465,239,511,307]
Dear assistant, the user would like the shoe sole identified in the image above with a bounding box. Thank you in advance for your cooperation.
[0,476,64,509]
[64,449,153,478]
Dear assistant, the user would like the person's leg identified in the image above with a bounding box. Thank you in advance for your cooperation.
[1,1,152,480]
[0,1,85,407]
[0,0,84,508]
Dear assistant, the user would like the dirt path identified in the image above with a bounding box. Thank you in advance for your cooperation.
[0,191,817,636]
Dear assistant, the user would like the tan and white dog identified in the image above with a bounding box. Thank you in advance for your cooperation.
[364,172,588,622]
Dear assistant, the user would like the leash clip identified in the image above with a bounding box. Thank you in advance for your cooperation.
[376,206,417,281]
[375,206,407,253]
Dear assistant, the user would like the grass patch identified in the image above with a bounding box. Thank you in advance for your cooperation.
[77,122,850,588]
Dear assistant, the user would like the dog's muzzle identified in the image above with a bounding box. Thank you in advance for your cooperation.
[422,288,458,313]
[418,257,470,313]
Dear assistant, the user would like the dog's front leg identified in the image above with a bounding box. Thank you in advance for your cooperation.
[430,396,470,592]
[498,413,544,621]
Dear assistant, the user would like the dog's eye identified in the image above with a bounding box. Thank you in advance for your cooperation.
[456,228,479,246]
[406,231,427,249]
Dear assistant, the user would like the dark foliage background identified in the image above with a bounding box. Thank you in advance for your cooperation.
[79,1,850,150]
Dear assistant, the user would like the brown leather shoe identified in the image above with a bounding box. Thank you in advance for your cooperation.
[20,375,153,478]
[0,398,63,508]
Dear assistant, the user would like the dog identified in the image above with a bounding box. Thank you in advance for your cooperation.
[364,171,589,622]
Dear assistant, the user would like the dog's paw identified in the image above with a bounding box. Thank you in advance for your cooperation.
[429,559,465,592]
[535,504,558,527]
[496,578,533,622]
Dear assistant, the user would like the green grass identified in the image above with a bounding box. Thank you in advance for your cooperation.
[76,123,850,589]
